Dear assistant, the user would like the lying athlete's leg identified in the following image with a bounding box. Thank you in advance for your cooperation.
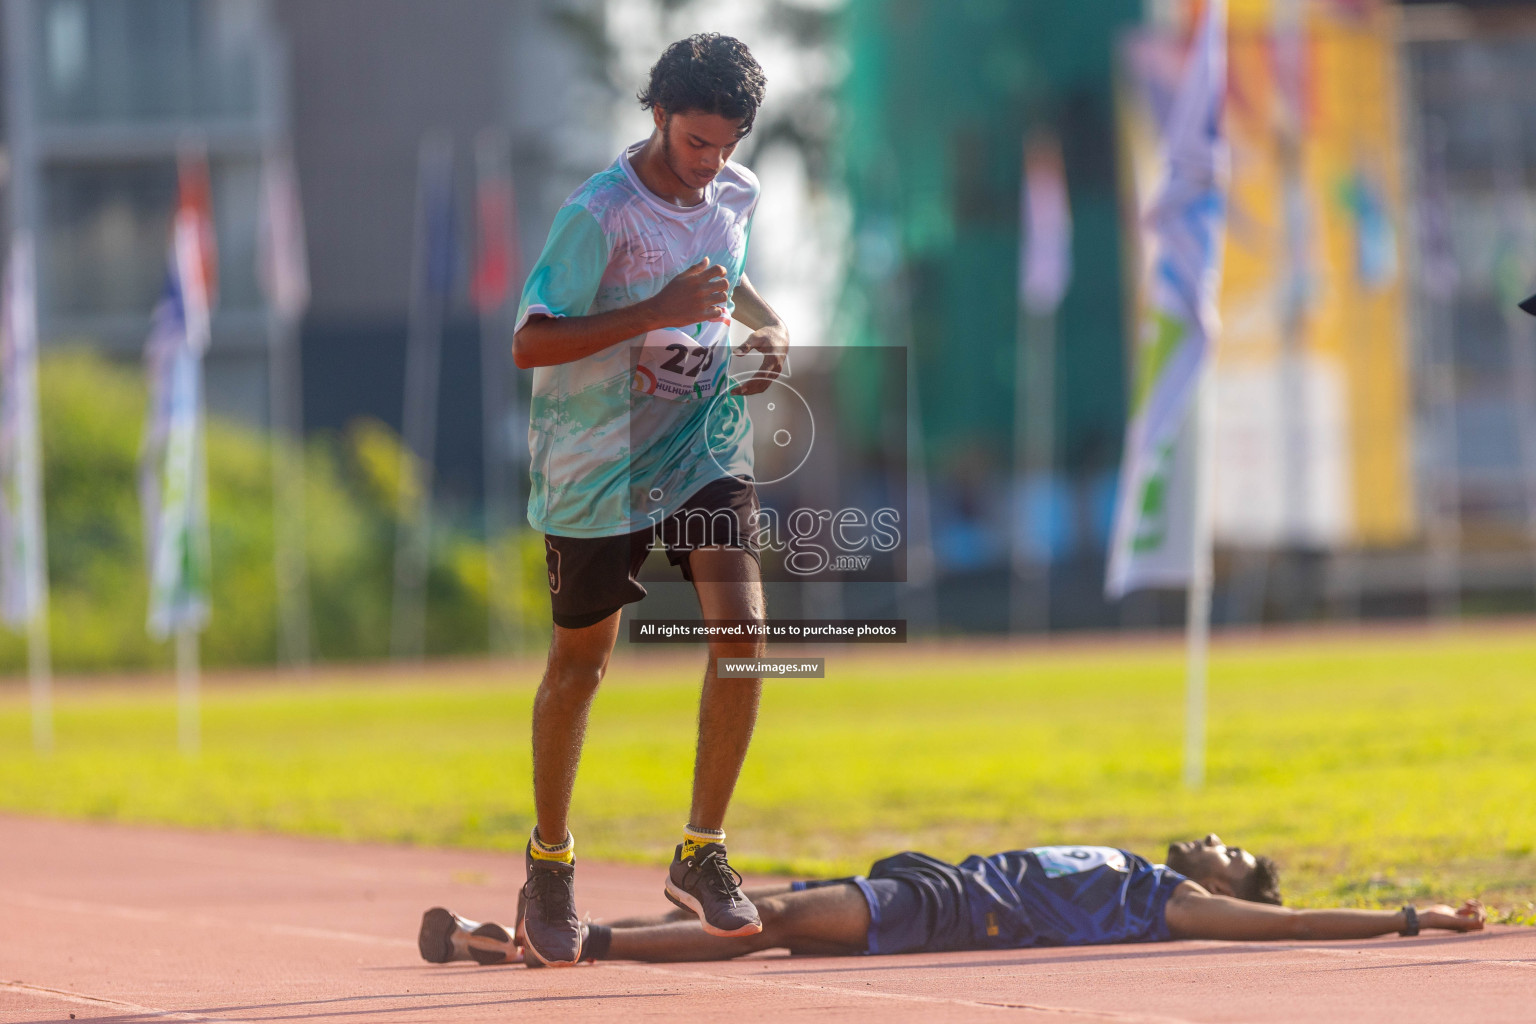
[607,883,869,962]
[603,883,799,928]
[686,547,765,831]
[532,613,623,844]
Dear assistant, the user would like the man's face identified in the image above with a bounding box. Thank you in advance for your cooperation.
[654,108,749,191]
[1166,833,1259,897]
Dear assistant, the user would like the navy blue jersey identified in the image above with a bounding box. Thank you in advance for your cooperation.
[867,846,1188,951]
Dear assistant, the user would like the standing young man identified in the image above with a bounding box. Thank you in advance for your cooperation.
[510,34,788,966]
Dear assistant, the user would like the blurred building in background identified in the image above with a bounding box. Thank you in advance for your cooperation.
[2,0,597,505]
[3,0,283,424]
[1399,0,1536,616]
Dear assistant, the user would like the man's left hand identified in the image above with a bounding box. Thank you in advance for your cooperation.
[730,325,788,396]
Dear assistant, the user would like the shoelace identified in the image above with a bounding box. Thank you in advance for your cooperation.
[691,848,745,902]
[523,866,575,919]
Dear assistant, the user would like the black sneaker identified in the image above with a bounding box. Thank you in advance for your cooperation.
[664,842,762,938]
[417,907,517,965]
[514,886,590,969]
[521,842,582,966]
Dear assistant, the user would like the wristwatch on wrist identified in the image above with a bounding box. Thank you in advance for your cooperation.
[1399,905,1420,937]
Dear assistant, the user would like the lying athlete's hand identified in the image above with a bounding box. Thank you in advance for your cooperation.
[1422,899,1485,932]
[646,259,731,329]
[730,324,788,396]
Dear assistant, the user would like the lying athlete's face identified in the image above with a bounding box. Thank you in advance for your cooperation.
[655,108,749,191]
[1166,833,1259,897]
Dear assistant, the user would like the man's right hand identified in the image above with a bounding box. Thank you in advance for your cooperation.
[1422,900,1486,932]
[646,259,731,329]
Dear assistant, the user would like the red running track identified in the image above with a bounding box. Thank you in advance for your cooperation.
[1,815,1530,1023]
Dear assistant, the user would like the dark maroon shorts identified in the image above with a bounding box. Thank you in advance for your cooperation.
[543,476,760,629]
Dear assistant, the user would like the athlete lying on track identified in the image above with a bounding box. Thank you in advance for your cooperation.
[418,833,1485,966]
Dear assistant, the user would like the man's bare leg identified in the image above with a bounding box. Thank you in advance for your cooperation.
[685,548,765,831]
[531,612,623,846]
[608,884,870,962]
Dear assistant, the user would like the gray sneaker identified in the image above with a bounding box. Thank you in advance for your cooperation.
[521,843,582,966]
[417,906,516,965]
[664,842,763,938]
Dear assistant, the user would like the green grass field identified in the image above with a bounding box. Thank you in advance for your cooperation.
[2,627,1533,921]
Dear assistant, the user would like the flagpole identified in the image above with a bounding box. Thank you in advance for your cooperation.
[1106,0,1228,788]
[474,128,515,654]
[176,621,200,754]
[391,131,454,661]
[1011,306,1055,634]
[1012,133,1071,634]
[267,310,310,666]
[27,604,52,752]
[144,147,215,756]
[4,4,51,754]
[1184,368,1215,789]
[259,147,312,669]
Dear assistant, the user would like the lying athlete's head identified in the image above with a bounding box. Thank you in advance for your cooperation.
[1166,833,1282,905]
[639,34,765,191]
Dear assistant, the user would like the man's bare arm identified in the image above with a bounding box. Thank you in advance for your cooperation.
[727,274,788,396]
[1164,881,1486,942]
[512,259,729,369]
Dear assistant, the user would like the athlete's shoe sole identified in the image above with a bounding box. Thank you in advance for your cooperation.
[663,879,764,938]
[417,907,518,965]
[418,906,461,963]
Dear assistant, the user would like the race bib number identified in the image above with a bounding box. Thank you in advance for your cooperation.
[1029,846,1127,879]
[632,321,729,401]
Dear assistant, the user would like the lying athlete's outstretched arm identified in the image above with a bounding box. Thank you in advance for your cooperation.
[1164,881,1486,941]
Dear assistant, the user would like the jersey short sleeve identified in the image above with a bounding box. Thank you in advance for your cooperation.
[516,204,610,331]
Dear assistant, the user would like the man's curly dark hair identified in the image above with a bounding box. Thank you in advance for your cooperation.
[638,33,766,132]
[1237,855,1283,906]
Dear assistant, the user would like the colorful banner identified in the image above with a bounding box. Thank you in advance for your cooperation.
[1107,0,1229,598]
[141,157,216,638]
[1118,0,1414,549]
[0,234,47,627]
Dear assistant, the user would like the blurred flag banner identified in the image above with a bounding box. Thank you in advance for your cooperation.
[140,153,216,639]
[1021,135,1072,317]
[0,234,47,627]
[259,150,311,320]
[1106,0,1229,598]
[472,155,517,314]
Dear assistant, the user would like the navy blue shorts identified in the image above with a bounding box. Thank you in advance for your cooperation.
[793,852,974,955]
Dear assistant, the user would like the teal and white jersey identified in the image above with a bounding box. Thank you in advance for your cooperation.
[516,141,758,537]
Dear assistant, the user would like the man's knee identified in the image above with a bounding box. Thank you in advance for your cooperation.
[540,648,609,699]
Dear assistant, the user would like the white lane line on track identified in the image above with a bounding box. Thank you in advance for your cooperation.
[607,963,1201,1023]
[0,889,415,950]
[0,979,252,1023]
[1274,943,1536,970]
